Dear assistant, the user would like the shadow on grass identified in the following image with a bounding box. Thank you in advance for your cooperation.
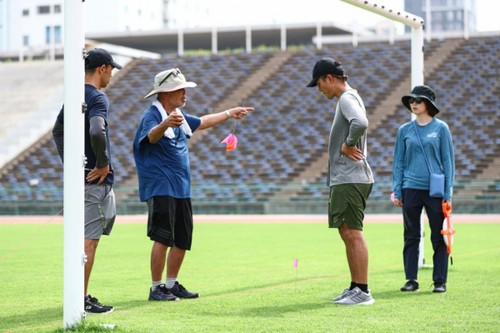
[1,306,62,332]
[1,302,143,332]
[373,288,439,301]
[92,277,336,317]
[237,301,331,318]
[204,275,334,298]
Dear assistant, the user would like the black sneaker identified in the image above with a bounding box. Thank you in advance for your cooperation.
[433,282,446,293]
[169,282,199,299]
[85,295,113,314]
[149,284,179,301]
[400,280,419,292]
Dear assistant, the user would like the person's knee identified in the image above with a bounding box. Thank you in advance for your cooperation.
[85,239,99,254]
[339,224,358,240]
[153,240,169,250]
[344,227,366,244]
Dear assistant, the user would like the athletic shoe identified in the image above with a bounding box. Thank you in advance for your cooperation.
[400,280,419,292]
[335,287,375,306]
[149,284,180,301]
[331,288,351,302]
[85,295,113,314]
[433,282,446,293]
[169,282,199,299]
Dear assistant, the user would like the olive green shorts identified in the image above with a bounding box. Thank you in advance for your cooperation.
[328,183,373,230]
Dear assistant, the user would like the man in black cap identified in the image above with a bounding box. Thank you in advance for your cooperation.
[307,58,375,306]
[52,48,122,313]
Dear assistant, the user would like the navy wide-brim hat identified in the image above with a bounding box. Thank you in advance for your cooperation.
[402,85,440,114]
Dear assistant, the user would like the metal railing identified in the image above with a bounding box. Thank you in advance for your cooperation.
[1,181,498,215]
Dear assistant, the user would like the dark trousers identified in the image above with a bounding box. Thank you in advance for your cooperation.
[402,189,449,283]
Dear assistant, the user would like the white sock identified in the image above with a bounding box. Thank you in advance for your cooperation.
[152,280,162,290]
[165,278,177,289]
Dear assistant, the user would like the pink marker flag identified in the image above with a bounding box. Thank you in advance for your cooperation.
[221,133,238,151]
[293,258,299,268]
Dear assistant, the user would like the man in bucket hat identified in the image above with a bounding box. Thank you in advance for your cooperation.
[307,58,375,306]
[392,85,455,293]
[133,68,254,301]
[52,47,122,313]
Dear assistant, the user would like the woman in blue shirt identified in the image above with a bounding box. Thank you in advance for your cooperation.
[392,85,455,293]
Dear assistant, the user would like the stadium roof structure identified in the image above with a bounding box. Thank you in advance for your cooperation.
[86,21,372,55]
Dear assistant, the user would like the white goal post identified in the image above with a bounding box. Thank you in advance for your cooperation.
[63,0,85,329]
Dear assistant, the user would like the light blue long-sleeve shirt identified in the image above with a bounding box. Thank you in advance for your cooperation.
[392,118,455,200]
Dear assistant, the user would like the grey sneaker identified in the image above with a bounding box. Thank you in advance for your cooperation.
[335,287,375,306]
[331,288,351,302]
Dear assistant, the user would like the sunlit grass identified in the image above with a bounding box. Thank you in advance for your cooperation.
[0,220,499,332]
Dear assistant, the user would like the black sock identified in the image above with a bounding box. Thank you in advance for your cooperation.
[350,281,356,290]
[356,283,368,293]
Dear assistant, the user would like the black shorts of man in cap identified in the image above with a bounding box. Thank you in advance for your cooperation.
[307,57,375,306]
[133,68,254,301]
[52,48,122,313]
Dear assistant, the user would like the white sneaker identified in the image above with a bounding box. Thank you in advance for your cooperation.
[335,287,375,306]
[331,288,351,302]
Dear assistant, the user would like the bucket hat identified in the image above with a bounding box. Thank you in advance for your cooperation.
[402,85,440,114]
[144,68,197,99]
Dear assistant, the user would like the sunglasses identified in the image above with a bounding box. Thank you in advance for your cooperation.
[408,97,424,104]
[159,68,181,86]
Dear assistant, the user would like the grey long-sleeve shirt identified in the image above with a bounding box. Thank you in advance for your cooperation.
[326,88,374,186]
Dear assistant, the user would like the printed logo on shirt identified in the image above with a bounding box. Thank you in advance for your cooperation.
[427,132,438,138]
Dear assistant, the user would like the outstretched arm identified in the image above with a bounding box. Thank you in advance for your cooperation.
[198,106,254,130]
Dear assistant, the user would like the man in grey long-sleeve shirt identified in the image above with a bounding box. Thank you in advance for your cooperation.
[307,58,375,306]
[52,48,121,314]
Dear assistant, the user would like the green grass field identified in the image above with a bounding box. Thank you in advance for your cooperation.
[0,219,499,333]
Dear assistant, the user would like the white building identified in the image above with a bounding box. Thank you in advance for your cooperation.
[0,0,489,59]
[84,0,165,34]
[404,0,477,33]
[0,1,63,56]
[0,0,164,56]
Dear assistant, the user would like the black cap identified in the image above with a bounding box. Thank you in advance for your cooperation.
[306,58,348,87]
[85,48,122,70]
[401,85,440,114]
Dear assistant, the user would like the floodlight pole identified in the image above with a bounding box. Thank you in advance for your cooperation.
[340,0,427,268]
[63,0,86,329]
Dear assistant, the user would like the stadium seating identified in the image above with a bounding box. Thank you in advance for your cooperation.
[0,61,64,170]
[0,35,499,213]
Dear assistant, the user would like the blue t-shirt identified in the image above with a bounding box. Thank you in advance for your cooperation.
[133,105,201,201]
[392,118,455,200]
[55,84,114,185]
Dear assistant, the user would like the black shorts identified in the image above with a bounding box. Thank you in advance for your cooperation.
[147,196,193,250]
